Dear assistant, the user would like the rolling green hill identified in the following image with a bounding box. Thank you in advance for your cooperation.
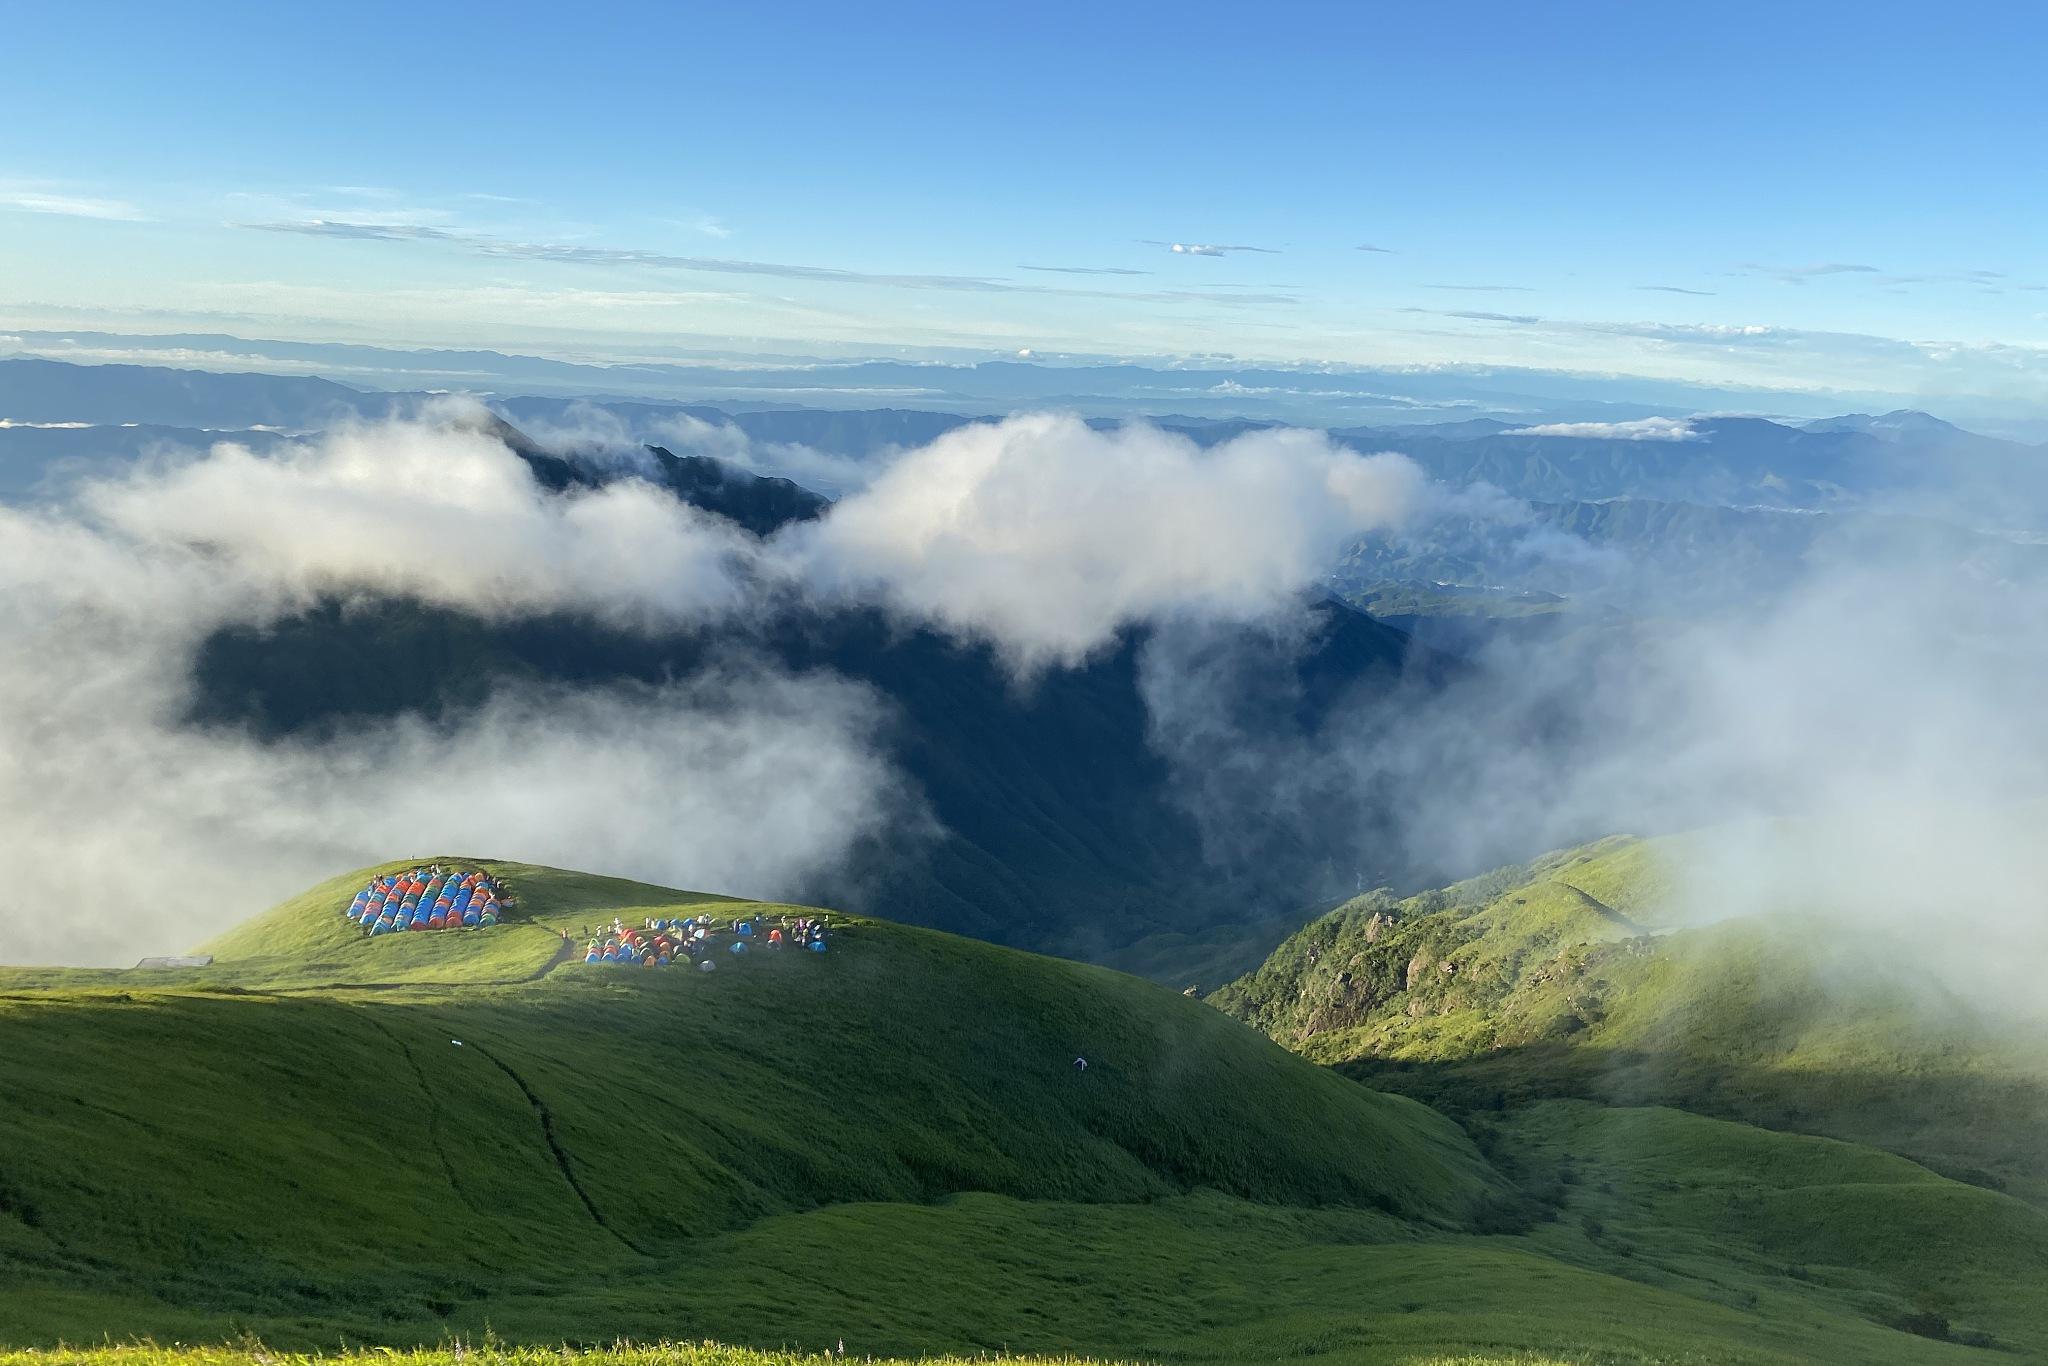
[5,858,2045,1362]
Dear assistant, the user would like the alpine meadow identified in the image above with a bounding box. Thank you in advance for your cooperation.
[6,4,2048,1364]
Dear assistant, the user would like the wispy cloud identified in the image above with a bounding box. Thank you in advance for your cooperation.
[1586,319,1778,344]
[244,219,1039,289]
[237,219,1294,307]
[1638,284,1718,296]
[1424,283,1535,293]
[1400,307,1541,325]
[1502,416,1701,441]
[1355,243,1396,254]
[677,213,733,239]
[1737,261,1881,284]
[0,186,149,222]
[1021,264,1153,276]
[1873,268,2008,291]
[224,188,457,230]
[1144,240,1281,257]
[1156,290,1300,307]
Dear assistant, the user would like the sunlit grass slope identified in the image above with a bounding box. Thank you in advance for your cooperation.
[1212,833,2048,1357]
[5,857,2036,1361]
[1213,834,2048,1201]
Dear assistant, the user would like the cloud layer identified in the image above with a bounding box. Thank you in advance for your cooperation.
[7,400,2047,1017]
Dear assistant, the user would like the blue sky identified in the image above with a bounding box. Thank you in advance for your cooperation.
[4,0,2047,408]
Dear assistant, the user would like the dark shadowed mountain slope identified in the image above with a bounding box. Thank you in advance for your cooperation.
[489,413,828,534]
[174,419,1449,979]
[190,595,1442,978]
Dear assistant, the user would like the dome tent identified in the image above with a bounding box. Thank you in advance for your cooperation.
[343,865,513,937]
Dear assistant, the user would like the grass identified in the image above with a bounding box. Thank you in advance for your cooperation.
[0,1350,1136,1366]
[0,1349,1597,1366]
[4,856,2042,1362]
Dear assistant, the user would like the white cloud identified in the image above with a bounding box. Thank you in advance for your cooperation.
[0,187,148,221]
[83,400,762,629]
[0,406,1436,962]
[1149,241,1281,257]
[1501,416,1702,441]
[785,414,1423,671]
[0,406,912,965]
[681,213,733,239]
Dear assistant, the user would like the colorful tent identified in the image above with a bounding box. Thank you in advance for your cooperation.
[343,865,512,938]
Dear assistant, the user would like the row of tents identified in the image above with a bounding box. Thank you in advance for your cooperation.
[584,913,830,967]
[346,866,511,935]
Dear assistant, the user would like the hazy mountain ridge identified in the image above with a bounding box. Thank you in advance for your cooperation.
[9,356,2039,523]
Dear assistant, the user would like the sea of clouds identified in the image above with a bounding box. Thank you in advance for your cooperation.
[3,398,2044,1007]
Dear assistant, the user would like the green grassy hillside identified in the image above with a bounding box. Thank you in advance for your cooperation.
[1213,834,2048,1357]
[0,860,1503,1355]
[6,858,2043,1362]
[0,1346,1576,1366]
[1213,834,2048,1195]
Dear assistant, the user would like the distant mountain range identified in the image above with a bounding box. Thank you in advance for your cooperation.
[7,355,2043,520]
[16,327,2048,435]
